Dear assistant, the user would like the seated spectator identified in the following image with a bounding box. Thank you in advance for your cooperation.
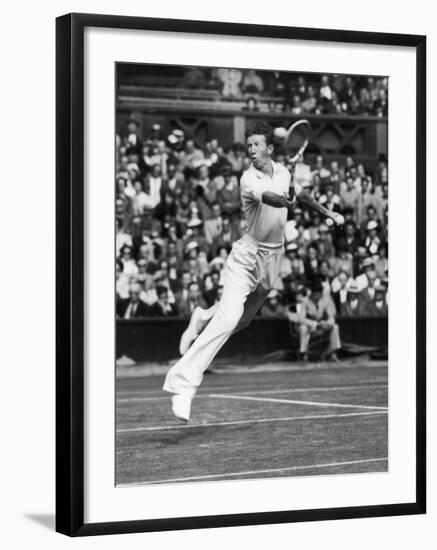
[204,202,223,245]
[304,244,320,283]
[330,247,354,278]
[336,221,360,256]
[242,96,260,112]
[312,155,331,183]
[174,271,192,309]
[116,218,132,256]
[241,69,264,95]
[331,270,353,310]
[369,286,388,316]
[203,270,222,307]
[290,95,304,115]
[319,75,333,102]
[179,281,208,319]
[301,85,317,113]
[117,282,150,319]
[359,205,380,241]
[217,166,241,221]
[182,67,207,89]
[136,242,158,273]
[318,260,333,295]
[160,162,187,198]
[287,280,341,362]
[183,216,209,254]
[356,260,381,292]
[374,245,389,280]
[374,182,389,223]
[181,138,206,172]
[339,281,366,317]
[225,143,246,174]
[280,242,305,281]
[211,216,240,255]
[360,269,381,310]
[261,290,286,318]
[319,184,341,213]
[124,118,142,156]
[116,259,130,300]
[340,175,360,217]
[146,286,178,317]
[364,220,383,256]
[312,223,335,262]
[119,244,138,276]
[216,68,243,98]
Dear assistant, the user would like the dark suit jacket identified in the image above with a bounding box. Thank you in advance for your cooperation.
[117,298,151,319]
[146,302,178,317]
[339,297,367,317]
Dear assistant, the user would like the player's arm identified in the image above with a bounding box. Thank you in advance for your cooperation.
[261,191,294,209]
[241,171,294,209]
[295,187,344,226]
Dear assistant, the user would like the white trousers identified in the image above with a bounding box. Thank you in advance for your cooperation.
[163,234,284,398]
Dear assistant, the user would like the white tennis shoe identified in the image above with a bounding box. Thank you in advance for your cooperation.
[179,306,205,356]
[171,394,192,422]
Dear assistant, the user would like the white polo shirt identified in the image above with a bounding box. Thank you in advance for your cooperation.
[240,160,302,246]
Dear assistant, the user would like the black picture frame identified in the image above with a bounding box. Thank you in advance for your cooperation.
[56,12,426,537]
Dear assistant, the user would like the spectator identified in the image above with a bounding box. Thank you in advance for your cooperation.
[216,68,243,98]
[147,286,178,317]
[242,96,260,112]
[116,90,388,324]
[301,85,317,113]
[339,282,366,317]
[356,259,381,291]
[119,244,138,276]
[179,281,208,319]
[117,282,150,319]
[340,175,360,217]
[364,220,383,256]
[331,270,353,311]
[182,67,207,89]
[241,69,264,95]
[260,290,286,318]
[360,269,381,311]
[312,223,336,262]
[369,286,388,316]
[287,281,341,362]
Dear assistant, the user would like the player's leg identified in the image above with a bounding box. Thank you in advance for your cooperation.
[235,245,284,333]
[163,238,258,419]
[233,283,269,333]
[179,304,217,356]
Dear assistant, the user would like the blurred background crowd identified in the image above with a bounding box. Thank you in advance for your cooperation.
[119,65,389,117]
[116,69,388,321]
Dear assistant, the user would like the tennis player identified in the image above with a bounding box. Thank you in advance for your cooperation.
[163,122,344,421]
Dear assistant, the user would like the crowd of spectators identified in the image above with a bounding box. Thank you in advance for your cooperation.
[180,67,388,117]
[116,118,388,321]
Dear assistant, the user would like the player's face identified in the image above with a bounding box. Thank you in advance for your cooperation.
[247,134,273,170]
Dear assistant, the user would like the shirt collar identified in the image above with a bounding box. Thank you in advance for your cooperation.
[254,160,280,179]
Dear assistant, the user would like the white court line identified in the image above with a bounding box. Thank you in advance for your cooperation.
[117,410,387,433]
[210,393,388,411]
[117,383,388,403]
[117,457,388,486]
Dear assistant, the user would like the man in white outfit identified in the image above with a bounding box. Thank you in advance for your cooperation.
[163,122,344,421]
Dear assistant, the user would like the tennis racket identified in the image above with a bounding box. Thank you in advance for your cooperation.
[284,119,312,163]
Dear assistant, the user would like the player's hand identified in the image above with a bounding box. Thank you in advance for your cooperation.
[326,213,345,227]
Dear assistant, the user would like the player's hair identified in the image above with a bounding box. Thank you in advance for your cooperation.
[245,122,274,146]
